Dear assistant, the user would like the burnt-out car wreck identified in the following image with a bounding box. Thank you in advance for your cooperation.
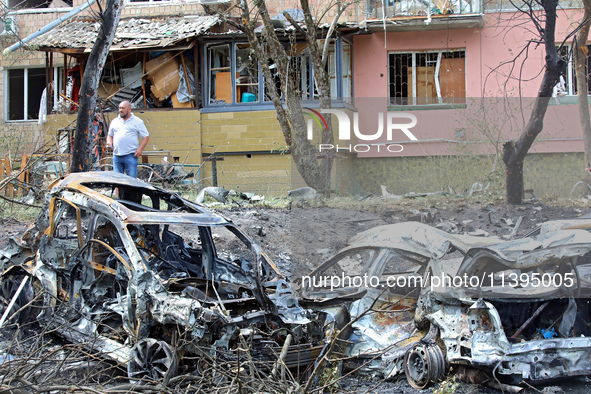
[301,222,591,390]
[0,172,324,383]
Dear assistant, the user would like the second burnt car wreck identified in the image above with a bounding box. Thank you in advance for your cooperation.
[0,172,325,383]
[301,222,591,390]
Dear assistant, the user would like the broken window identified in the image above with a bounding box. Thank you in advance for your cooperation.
[52,200,91,244]
[129,223,206,280]
[367,0,479,18]
[206,39,352,106]
[264,54,307,101]
[328,41,352,99]
[50,50,196,113]
[207,43,262,104]
[8,0,72,10]
[211,226,254,264]
[298,40,351,101]
[555,45,591,96]
[46,200,93,272]
[88,217,129,295]
[308,248,377,291]
[7,65,64,120]
[6,68,46,121]
[388,50,466,106]
[380,251,425,276]
[236,43,259,102]
[208,44,233,104]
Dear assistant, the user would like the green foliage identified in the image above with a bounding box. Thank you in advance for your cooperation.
[0,200,40,222]
[433,376,458,394]
[318,361,341,393]
[272,141,290,155]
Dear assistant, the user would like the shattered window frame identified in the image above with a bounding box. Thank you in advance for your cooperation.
[203,38,352,107]
[556,44,591,96]
[5,0,73,11]
[388,49,466,107]
[4,65,64,122]
[125,0,170,4]
[5,67,46,121]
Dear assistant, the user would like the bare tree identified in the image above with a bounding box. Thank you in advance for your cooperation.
[576,0,591,177]
[227,0,354,192]
[70,0,123,173]
[502,0,565,204]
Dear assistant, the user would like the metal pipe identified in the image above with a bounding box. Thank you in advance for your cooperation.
[3,0,98,55]
[511,301,550,339]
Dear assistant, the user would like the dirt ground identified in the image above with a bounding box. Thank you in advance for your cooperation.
[1,197,590,393]
[219,199,589,281]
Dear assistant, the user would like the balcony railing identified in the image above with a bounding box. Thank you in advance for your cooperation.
[365,0,481,19]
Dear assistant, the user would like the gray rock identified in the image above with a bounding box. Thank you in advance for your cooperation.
[195,187,229,203]
[288,187,318,201]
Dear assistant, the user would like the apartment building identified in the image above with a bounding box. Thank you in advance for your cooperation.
[0,0,587,196]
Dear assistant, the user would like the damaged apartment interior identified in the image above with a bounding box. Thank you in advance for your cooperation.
[10,15,354,121]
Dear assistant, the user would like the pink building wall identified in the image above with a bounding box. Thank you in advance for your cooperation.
[351,10,587,157]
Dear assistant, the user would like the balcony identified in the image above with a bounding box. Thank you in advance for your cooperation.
[363,0,483,31]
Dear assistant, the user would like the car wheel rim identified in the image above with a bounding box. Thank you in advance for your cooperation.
[404,341,446,389]
[127,338,178,384]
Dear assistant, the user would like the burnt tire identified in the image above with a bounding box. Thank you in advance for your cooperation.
[0,274,39,325]
[404,341,446,389]
[127,338,178,385]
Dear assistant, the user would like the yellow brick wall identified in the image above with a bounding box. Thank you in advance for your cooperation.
[205,154,293,196]
[200,110,292,195]
[137,109,202,164]
[201,110,287,153]
[0,11,70,158]
[43,113,77,148]
[44,109,201,166]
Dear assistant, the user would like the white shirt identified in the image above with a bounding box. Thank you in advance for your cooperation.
[108,113,149,156]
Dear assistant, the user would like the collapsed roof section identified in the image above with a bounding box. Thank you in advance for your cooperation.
[28,15,222,53]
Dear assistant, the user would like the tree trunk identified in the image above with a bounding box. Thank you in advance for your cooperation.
[502,0,563,204]
[576,0,591,171]
[503,141,524,204]
[300,0,334,191]
[235,0,343,193]
[71,0,123,173]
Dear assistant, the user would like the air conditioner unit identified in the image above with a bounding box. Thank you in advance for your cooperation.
[0,16,17,36]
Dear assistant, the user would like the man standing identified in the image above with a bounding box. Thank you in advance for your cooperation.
[107,101,149,178]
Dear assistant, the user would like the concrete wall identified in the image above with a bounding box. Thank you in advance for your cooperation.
[348,152,587,198]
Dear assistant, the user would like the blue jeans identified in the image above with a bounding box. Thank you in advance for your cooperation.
[113,153,138,178]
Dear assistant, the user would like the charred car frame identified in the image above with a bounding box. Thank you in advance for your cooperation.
[0,172,324,383]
